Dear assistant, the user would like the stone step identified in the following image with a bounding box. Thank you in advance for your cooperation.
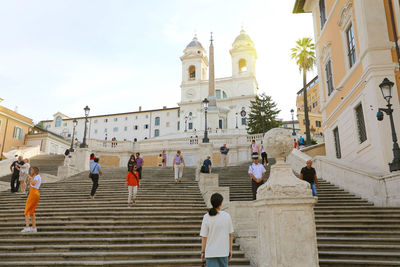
[319,259,400,266]
[0,251,248,261]
[317,237,400,245]
[318,244,400,252]
[318,251,400,261]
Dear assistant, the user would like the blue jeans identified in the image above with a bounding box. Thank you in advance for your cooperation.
[310,183,317,196]
[206,256,228,267]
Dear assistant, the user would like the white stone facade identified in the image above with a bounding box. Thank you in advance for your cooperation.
[40,30,259,143]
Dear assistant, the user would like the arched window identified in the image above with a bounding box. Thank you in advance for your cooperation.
[154,129,160,137]
[155,117,160,126]
[189,65,196,80]
[55,116,62,127]
[216,90,221,99]
[239,59,247,72]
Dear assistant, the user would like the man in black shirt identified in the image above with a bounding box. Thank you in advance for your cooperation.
[300,160,319,196]
[10,156,24,193]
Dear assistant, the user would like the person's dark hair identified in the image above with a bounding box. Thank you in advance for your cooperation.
[90,153,95,158]
[94,158,99,163]
[130,154,135,160]
[65,149,70,156]
[209,193,223,216]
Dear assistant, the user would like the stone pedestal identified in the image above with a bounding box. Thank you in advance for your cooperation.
[198,172,230,210]
[198,173,219,192]
[57,166,81,178]
[73,148,91,171]
[254,128,319,267]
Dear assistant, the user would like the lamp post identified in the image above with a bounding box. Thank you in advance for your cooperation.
[376,78,400,172]
[260,98,265,140]
[80,105,90,148]
[184,115,188,132]
[70,119,78,152]
[290,109,296,136]
[202,98,209,143]
[235,112,238,129]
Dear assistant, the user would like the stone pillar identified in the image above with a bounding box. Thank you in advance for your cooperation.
[57,166,81,178]
[73,148,91,171]
[254,128,319,267]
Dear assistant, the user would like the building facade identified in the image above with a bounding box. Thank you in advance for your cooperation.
[294,0,400,173]
[41,30,259,143]
[296,75,324,136]
[0,101,34,159]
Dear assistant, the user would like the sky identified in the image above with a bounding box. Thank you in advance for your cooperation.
[0,0,316,123]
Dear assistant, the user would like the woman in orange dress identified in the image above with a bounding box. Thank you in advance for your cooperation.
[21,167,41,233]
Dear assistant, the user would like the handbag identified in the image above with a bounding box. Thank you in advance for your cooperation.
[89,164,98,178]
[200,165,206,173]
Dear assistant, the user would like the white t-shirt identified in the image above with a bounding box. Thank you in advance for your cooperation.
[200,211,234,258]
[20,163,30,176]
[248,163,266,179]
[31,174,41,189]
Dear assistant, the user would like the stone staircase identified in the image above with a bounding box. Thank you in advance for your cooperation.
[214,164,400,266]
[0,166,251,266]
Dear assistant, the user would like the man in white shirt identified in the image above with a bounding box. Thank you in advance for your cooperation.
[248,154,266,200]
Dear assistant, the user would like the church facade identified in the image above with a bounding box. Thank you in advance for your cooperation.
[40,30,259,143]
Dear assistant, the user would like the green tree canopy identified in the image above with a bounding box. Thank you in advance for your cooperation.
[246,93,281,135]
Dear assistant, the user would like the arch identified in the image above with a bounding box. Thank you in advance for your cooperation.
[55,116,62,127]
[188,65,196,80]
[155,117,160,126]
[239,58,247,72]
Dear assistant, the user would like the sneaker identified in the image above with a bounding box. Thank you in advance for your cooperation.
[31,228,37,233]
[21,227,31,233]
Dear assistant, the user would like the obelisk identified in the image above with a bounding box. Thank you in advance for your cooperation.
[208,32,217,109]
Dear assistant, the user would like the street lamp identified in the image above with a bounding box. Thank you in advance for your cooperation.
[70,119,78,152]
[260,98,265,140]
[376,77,400,172]
[184,115,188,132]
[80,105,90,148]
[290,109,296,136]
[202,98,209,143]
[235,112,238,129]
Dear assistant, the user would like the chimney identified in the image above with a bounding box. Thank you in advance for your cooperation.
[139,106,142,112]
[163,106,167,109]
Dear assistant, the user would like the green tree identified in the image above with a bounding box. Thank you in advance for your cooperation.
[290,37,315,146]
[246,93,281,135]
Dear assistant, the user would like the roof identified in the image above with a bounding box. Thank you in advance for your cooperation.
[186,36,203,49]
[232,29,254,47]
[293,0,306,13]
[40,106,180,123]
[296,75,319,95]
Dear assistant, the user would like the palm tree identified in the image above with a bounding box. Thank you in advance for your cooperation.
[290,37,316,146]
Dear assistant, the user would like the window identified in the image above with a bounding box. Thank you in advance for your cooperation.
[167,112,169,117]
[94,129,98,134]
[146,114,148,119]
[154,129,160,137]
[325,59,334,96]
[223,91,227,99]
[188,122,193,130]
[114,118,118,122]
[134,138,137,142]
[316,121,321,127]
[134,125,138,130]
[135,116,138,119]
[13,127,23,140]
[104,128,108,133]
[155,117,160,126]
[189,65,196,80]
[104,119,108,123]
[219,119,223,129]
[346,24,356,68]
[94,119,98,124]
[239,58,247,72]
[355,104,367,143]
[319,0,326,29]
[113,127,118,132]
[55,116,62,127]
[177,121,180,131]
[144,124,149,129]
[124,126,128,131]
[63,123,67,127]
[177,110,180,118]
[333,127,341,159]
[125,117,128,120]
[216,90,221,99]
[241,118,246,125]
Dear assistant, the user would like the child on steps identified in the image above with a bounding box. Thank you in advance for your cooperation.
[125,165,140,207]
